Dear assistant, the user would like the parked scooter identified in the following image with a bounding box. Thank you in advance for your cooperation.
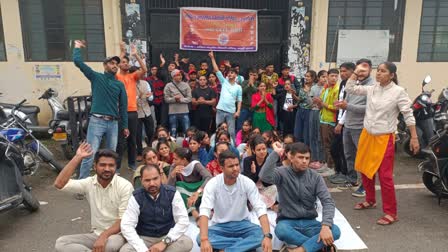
[1,99,64,174]
[0,130,40,212]
[403,75,436,157]
[38,88,91,160]
[418,124,448,203]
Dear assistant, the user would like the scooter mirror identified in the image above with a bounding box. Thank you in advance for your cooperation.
[423,75,432,85]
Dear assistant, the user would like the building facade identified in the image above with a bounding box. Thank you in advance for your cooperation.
[0,0,447,124]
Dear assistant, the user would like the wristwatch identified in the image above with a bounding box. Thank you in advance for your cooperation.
[162,236,172,245]
[263,233,273,239]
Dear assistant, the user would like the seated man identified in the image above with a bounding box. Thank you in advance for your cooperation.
[259,142,341,252]
[54,142,134,252]
[197,150,272,252]
[120,165,193,252]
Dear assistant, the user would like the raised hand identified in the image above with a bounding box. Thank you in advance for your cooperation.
[120,41,126,52]
[208,51,214,59]
[74,40,86,48]
[75,141,93,159]
[272,141,285,157]
[251,161,256,174]
[130,44,138,56]
[160,53,165,63]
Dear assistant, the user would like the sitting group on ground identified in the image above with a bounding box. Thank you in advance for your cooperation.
[53,139,340,252]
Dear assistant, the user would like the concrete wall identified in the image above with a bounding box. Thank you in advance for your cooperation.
[0,0,122,125]
[310,0,448,99]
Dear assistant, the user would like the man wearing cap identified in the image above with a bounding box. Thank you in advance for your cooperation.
[116,42,148,172]
[164,69,192,137]
[73,40,129,180]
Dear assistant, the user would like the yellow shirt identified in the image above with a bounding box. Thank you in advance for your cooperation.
[61,175,133,235]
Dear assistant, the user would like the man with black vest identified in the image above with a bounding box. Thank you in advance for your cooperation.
[120,165,193,252]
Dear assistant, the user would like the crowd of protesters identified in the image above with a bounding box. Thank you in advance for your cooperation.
[52,40,419,252]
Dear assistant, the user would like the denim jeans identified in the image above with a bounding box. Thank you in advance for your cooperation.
[79,116,118,179]
[294,108,311,145]
[308,110,325,162]
[169,113,190,137]
[216,110,236,141]
[196,220,263,252]
[236,108,253,132]
[275,219,341,252]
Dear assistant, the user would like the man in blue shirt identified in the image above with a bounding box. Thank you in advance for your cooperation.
[208,51,242,141]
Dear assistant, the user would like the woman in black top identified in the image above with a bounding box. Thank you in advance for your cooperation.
[242,135,271,187]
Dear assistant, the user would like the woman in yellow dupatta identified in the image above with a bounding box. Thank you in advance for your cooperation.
[345,62,420,225]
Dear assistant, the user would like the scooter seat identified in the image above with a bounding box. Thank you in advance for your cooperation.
[0,103,41,115]
[56,110,70,120]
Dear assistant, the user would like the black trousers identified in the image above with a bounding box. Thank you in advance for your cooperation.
[153,103,168,128]
[330,129,348,175]
[137,115,155,155]
[280,110,296,136]
[194,111,213,134]
[117,111,138,170]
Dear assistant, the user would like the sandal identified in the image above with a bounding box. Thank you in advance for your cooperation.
[354,201,376,210]
[377,215,398,225]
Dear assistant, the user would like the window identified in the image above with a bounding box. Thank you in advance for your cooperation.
[19,0,105,61]
[0,6,6,61]
[326,0,406,62]
[418,0,448,62]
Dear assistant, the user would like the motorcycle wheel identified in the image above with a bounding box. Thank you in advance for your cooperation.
[61,143,75,160]
[21,184,40,211]
[422,172,445,197]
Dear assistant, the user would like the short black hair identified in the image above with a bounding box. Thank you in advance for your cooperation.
[288,142,311,156]
[94,149,119,165]
[150,64,159,69]
[265,63,274,68]
[140,164,160,178]
[122,55,130,62]
[356,58,372,67]
[228,68,238,74]
[248,68,258,74]
[327,68,340,75]
[129,66,139,73]
[231,62,240,68]
[339,62,356,71]
[174,147,193,162]
[218,150,238,166]
[200,60,208,65]
[214,141,230,153]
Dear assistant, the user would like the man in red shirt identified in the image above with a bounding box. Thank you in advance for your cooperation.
[116,42,147,172]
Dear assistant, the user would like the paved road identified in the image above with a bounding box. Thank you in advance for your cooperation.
[0,145,447,252]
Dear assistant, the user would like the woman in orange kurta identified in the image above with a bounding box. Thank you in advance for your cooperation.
[344,62,419,225]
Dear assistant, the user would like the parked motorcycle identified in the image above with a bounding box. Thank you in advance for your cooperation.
[418,124,448,203]
[38,88,90,160]
[433,87,448,130]
[0,130,40,212]
[1,99,64,174]
[403,75,436,157]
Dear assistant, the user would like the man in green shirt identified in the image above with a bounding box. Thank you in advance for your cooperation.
[236,68,259,131]
[73,40,129,179]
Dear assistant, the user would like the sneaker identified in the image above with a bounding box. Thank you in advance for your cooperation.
[337,182,356,190]
[329,174,347,184]
[329,172,343,180]
[352,185,366,197]
[319,168,336,177]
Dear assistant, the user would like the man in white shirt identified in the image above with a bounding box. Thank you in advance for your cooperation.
[197,150,272,252]
[54,142,134,252]
[120,164,193,252]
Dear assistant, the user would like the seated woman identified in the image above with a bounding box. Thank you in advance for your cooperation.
[242,135,277,210]
[133,148,169,188]
[235,119,252,147]
[167,147,212,222]
[196,130,211,152]
[210,121,235,147]
[182,126,199,148]
[156,138,174,165]
[205,141,230,176]
[206,130,240,164]
[189,134,208,166]
[151,126,178,151]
